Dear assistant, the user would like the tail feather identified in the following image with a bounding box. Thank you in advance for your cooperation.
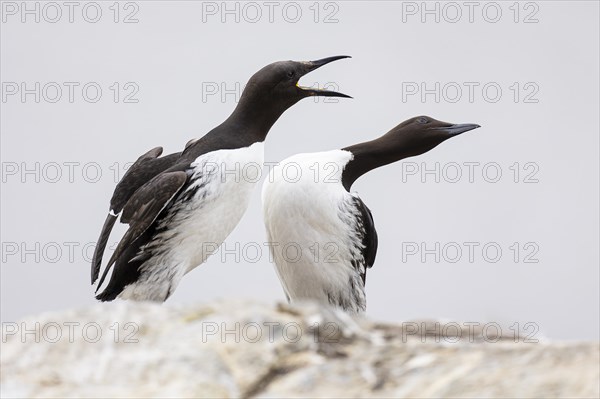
[91,213,117,284]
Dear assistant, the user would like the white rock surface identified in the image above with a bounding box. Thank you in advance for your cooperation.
[1,300,598,398]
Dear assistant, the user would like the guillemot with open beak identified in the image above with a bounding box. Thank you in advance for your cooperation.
[262,116,480,312]
[92,56,351,301]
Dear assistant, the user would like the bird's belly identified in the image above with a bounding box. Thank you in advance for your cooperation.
[271,231,367,313]
[175,184,254,271]
[264,180,366,310]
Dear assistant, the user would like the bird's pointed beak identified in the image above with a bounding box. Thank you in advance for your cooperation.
[297,55,352,98]
[434,123,481,136]
[306,55,352,71]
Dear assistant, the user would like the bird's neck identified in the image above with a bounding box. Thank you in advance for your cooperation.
[341,132,422,191]
[219,90,290,143]
[183,92,290,158]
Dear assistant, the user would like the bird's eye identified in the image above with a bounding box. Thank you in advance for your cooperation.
[417,117,428,124]
[287,71,294,78]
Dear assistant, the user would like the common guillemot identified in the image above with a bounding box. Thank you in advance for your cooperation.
[262,116,480,312]
[92,56,352,302]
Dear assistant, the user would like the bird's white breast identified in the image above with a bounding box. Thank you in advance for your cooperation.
[152,142,264,273]
[262,149,367,310]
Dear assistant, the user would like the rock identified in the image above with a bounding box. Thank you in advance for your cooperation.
[1,300,598,398]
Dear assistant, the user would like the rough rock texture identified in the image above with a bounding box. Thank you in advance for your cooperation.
[1,300,599,398]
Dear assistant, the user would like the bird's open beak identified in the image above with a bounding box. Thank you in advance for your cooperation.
[297,55,352,98]
[433,123,481,136]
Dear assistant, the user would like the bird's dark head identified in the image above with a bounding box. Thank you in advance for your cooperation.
[226,56,351,137]
[244,56,352,106]
[341,116,480,190]
[385,116,481,157]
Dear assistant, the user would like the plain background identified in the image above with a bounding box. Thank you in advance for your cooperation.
[1,1,598,340]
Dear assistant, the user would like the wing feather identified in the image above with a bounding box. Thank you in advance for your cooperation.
[95,171,188,291]
[353,196,378,284]
[90,147,182,284]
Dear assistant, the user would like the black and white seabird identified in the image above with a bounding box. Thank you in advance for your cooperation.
[262,116,480,312]
[91,56,352,302]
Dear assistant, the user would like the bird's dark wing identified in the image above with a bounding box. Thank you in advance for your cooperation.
[353,196,378,285]
[111,147,185,212]
[110,147,164,211]
[95,171,188,291]
[91,147,181,284]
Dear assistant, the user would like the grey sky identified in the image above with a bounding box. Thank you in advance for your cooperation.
[1,1,598,340]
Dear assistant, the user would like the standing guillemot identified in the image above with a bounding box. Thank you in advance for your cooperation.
[92,56,352,302]
[262,116,480,312]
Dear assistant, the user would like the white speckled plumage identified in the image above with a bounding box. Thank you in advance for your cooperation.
[118,142,264,301]
[262,150,369,312]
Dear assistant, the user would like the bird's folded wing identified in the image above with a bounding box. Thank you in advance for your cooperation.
[95,171,188,291]
[91,147,182,284]
[113,147,166,200]
[354,197,378,283]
